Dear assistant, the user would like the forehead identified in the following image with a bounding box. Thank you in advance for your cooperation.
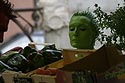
[69,16,91,26]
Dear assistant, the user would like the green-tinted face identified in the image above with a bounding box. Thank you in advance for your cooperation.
[69,16,95,49]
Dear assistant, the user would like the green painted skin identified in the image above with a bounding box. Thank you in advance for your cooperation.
[69,16,96,49]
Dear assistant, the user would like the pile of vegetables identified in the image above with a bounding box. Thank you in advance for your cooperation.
[0,44,62,73]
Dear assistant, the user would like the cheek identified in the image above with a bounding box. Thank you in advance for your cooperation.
[69,32,75,40]
[69,32,72,37]
[79,31,87,38]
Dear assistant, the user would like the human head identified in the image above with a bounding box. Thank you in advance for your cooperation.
[69,11,99,49]
[0,0,15,42]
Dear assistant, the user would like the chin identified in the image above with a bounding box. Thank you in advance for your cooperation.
[71,44,79,48]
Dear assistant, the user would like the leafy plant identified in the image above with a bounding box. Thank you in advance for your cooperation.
[93,1,125,50]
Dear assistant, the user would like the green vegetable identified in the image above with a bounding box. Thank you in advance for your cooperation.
[0,61,13,72]
[0,51,19,63]
[21,46,37,58]
[27,52,45,71]
[41,50,62,65]
[6,53,28,72]
[41,44,57,51]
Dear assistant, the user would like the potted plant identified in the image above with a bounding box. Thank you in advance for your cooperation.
[93,0,125,51]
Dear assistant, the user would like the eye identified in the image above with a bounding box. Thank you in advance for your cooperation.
[80,28,86,31]
[69,27,75,31]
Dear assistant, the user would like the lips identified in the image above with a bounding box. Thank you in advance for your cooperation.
[71,39,78,43]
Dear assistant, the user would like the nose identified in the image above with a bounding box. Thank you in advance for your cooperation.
[74,27,79,35]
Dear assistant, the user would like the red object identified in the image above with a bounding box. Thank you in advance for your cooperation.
[9,47,23,52]
[47,68,58,75]
[35,68,58,75]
